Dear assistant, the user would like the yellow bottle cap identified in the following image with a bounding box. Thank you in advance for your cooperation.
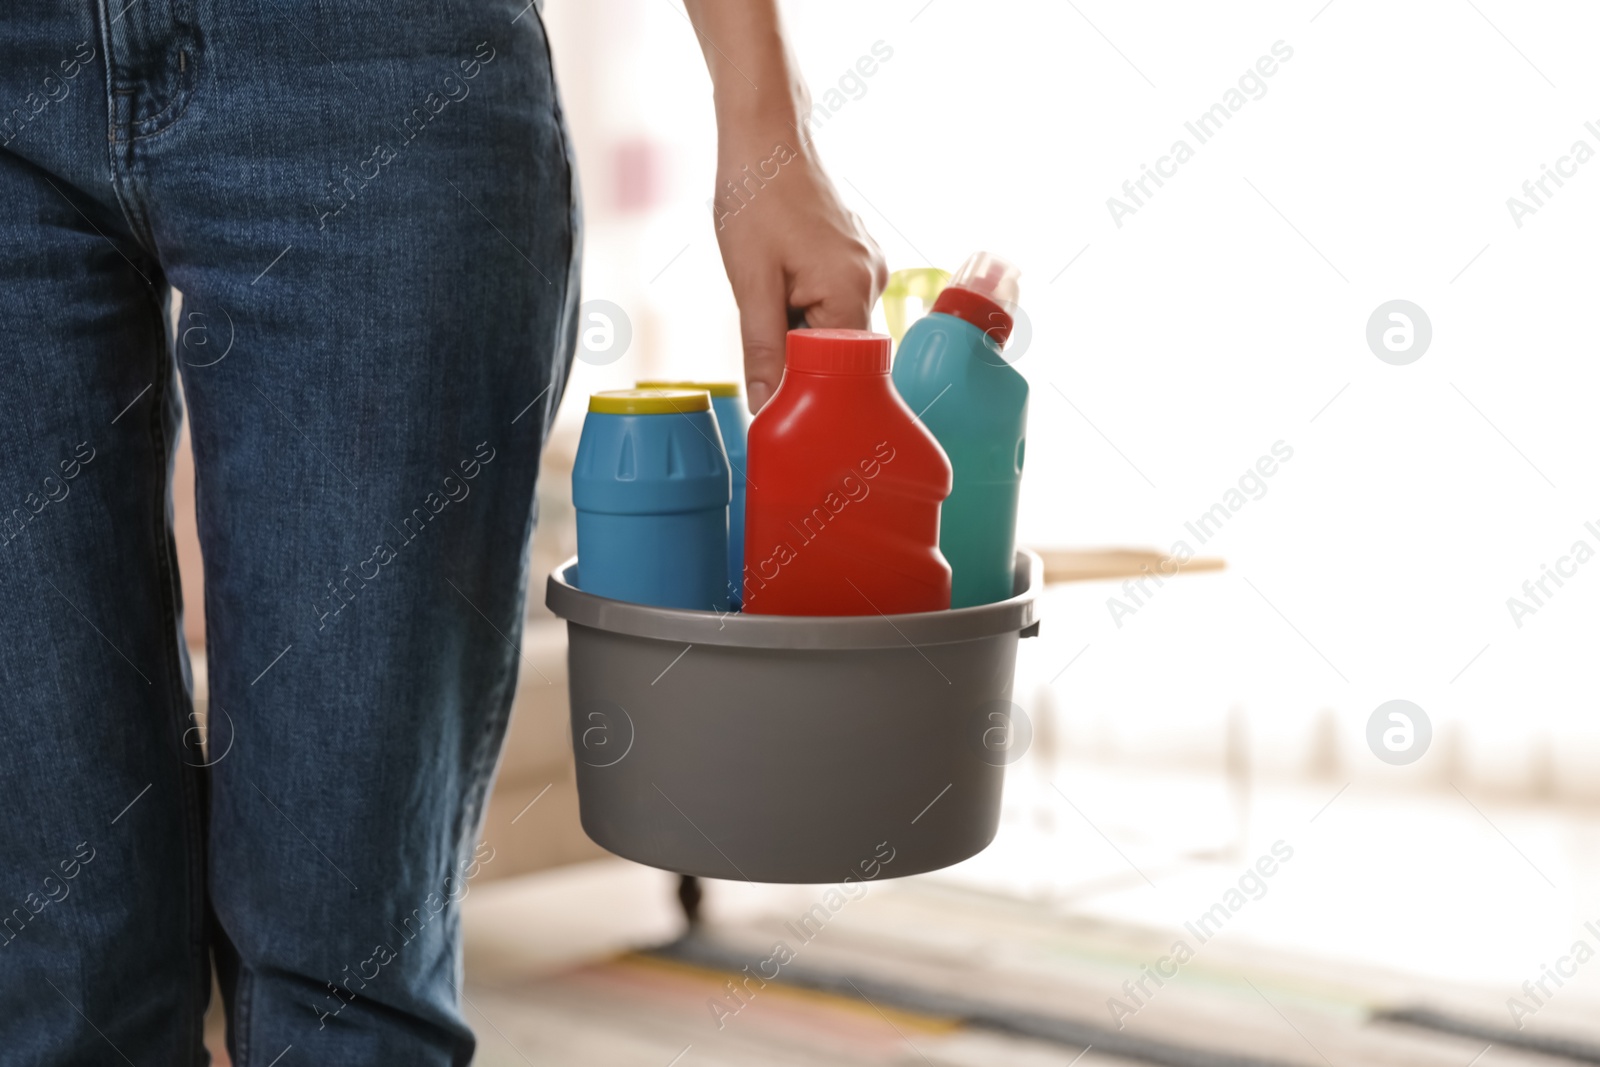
[588,388,710,415]
[636,379,741,399]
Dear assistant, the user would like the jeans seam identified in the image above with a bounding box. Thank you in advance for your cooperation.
[93,0,163,254]
[130,83,197,141]
[538,0,581,434]
[452,0,577,855]
[235,965,252,1066]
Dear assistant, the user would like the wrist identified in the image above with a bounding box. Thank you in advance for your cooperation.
[715,83,806,140]
[716,99,817,175]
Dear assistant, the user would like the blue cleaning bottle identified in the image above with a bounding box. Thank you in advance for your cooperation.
[890,252,1028,608]
[637,380,747,608]
[572,389,731,611]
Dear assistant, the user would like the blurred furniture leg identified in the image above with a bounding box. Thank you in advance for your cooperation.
[677,875,703,926]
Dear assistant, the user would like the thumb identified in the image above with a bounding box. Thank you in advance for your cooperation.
[731,267,789,414]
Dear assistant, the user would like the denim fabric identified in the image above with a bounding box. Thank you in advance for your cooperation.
[0,0,579,1062]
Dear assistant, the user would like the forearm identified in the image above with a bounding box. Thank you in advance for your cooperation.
[682,0,806,133]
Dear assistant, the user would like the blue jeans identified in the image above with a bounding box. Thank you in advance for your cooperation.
[0,0,579,1061]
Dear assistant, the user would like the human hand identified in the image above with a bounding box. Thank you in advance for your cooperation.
[710,129,887,413]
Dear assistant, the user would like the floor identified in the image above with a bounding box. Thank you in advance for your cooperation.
[205,763,1600,1064]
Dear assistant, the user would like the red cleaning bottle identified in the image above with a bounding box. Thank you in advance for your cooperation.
[742,329,953,616]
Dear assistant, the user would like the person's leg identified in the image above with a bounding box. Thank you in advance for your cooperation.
[0,6,211,1060]
[139,0,579,1060]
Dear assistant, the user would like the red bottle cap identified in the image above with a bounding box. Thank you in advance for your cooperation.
[931,251,1020,347]
[785,328,891,375]
[931,287,1014,346]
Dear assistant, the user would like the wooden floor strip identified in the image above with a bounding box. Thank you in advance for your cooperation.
[651,933,1304,1067]
[1376,1007,1600,1064]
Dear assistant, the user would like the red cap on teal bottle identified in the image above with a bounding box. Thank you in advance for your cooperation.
[932,252,1020,346]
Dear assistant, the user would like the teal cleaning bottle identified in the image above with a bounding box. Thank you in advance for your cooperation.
[891,252,1027,608]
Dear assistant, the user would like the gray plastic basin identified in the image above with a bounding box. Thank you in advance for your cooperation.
[544,550,1042,883]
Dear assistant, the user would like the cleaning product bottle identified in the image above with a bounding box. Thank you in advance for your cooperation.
[891,252,1028,608]
[743,329,952,616]
[637,380,747,608]
[572,389,730,611]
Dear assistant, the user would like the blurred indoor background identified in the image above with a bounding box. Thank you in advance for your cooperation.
[177,0,1600,1062]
